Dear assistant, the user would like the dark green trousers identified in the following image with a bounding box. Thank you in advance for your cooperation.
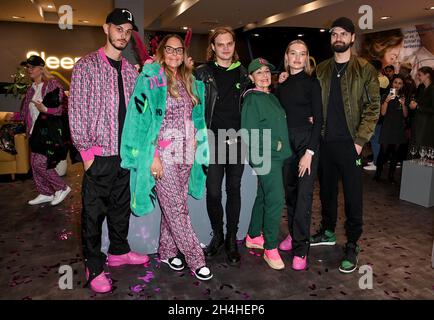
[248,161,285,249]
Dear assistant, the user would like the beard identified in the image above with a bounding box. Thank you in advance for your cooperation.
[109,35,128,51]
[332,41,353,53]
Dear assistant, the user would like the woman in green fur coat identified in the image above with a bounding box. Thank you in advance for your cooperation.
[121,34,212,280]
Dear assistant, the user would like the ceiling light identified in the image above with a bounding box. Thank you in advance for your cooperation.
[252,33,260,37]
[320,29,326,32]
[298,34,304,37]
[182,26,188,30]
[380,16,391,20]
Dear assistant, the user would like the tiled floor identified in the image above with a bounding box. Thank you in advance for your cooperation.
[0,163,433,300]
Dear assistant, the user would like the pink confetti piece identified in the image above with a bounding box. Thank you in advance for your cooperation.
[57,229,73,241]
[130,284,144,293]
[138,271,154,283]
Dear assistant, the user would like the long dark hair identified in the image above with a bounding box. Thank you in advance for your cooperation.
[418,66,434,84]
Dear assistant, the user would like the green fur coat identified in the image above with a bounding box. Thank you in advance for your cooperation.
[121,62,209,216]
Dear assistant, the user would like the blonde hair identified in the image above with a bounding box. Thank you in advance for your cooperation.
[206,26,239,62]
[156,34,199,105]
[284,39,312,75]
[42,67,54,82]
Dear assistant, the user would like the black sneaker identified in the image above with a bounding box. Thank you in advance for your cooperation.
[193,266,213,281]
[338,243,360,274]
[310,229,336,246]
[161,257,185,271]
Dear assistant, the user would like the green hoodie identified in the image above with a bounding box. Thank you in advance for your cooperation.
[241,89,292,167]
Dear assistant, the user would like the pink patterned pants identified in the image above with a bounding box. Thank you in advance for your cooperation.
[31,152,67,196]
[156,160,206,272]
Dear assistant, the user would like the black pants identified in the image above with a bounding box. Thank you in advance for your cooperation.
[284,126,319,256]
[376,143,403,179]
[318,140,363,244]
[206,140,244,234]
[81,155,131,281]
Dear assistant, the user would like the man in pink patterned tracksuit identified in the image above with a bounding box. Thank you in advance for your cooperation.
[68,8,148,294]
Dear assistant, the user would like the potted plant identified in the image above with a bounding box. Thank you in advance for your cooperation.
[1,65,31,112]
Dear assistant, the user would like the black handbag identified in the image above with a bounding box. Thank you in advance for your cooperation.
[29,87,68,168]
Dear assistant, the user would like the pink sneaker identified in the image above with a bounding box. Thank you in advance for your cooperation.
[278,233,293,251]
[292,255,307,271]
[263,249,285,270]
[245,234,264,249]
[107,251,150,267]
[86,269,112,293]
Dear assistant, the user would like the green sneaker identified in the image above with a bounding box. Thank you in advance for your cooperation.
[339,243,360,274]
[310,229,336,247]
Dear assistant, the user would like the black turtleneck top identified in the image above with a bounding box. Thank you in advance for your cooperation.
[275,70,324,151]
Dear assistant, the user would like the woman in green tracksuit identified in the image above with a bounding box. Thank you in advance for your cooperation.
[241,58,292,270]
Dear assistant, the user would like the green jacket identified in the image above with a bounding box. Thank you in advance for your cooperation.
[120,63,209,216]
[241,89,292,167]
[316,55,380,146]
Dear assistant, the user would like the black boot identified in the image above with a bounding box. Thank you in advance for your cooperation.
[225,232,240,265]
[373,166,382,181]
[388,160,397,184]
[204,230,224,257]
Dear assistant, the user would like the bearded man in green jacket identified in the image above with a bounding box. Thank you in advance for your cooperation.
[310,17,380,274]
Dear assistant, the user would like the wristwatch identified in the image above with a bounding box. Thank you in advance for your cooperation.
[306,149,315,156]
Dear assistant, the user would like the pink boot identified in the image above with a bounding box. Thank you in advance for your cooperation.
[245,234,265,249]
[278,233,293,251]
[264,249,285,270]
[292,255,307,271]
[107,251,150,267]
[86,269,112,293]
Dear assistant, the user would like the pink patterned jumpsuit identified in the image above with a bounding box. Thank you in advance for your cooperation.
[155,81,206,271]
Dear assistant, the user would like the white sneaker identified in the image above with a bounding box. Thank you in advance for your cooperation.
[363,164,377,171]
[28,194,54,205]
[50,186,71,206]
[161,257,185,271]
[193,266,213,281]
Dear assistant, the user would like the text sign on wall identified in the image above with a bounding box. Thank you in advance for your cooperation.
[26,51,81,70]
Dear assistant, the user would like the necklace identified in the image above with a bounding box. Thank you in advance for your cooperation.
[334,62,348,78]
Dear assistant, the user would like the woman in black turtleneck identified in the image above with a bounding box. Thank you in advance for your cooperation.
[274,39,323,270]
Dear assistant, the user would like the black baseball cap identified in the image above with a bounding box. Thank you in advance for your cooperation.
[330,17,355,34]
[106,8,138,31]
[25,55,45,67]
